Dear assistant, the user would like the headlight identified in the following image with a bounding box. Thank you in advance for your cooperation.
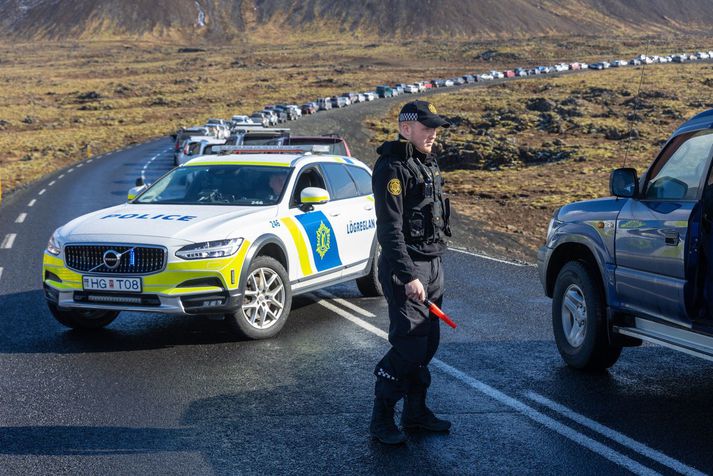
[175,238,243,260]
[47,229,62,256]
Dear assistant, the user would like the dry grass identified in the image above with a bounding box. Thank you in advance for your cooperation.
[2,34,712,195]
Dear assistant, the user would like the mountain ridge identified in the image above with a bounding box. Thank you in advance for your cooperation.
[1,0,713,40]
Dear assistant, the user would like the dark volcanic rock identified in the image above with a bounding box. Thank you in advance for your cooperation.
[526,97,556,112]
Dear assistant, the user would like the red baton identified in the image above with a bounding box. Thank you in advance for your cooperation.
[424,299,457,329]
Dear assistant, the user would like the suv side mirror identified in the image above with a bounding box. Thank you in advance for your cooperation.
[610,168,638,198]
[299,187,330,211]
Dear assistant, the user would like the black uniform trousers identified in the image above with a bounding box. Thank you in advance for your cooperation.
[374,254,444,402]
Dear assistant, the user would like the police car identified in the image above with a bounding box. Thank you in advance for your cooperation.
[43,146,381,339]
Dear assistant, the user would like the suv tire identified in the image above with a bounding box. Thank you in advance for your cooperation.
[356,244,383,297]
[227,255,292,340]
[552,261,621,370]
[48,303,119,329]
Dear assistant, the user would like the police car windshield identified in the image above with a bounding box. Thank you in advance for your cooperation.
[135,165,292,206]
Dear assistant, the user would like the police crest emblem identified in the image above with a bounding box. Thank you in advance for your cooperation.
[427,103,437,114]
[387,178,402,196]
[316,221,331,259]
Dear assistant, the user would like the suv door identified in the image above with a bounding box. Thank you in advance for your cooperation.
[614,130,713,324]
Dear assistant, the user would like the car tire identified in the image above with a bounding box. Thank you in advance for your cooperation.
[356,244,383,297]
[48,303,119,329]
[552,261,621,370]
[226,255,292,340]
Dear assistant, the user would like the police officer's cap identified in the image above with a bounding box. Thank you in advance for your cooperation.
[398,101,450,128]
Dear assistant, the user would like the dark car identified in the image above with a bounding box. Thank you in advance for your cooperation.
[538,109,713,370]
[301,103,318,115]
[376,85,394,98]
[331,96,349,108]
[268,135,352,157]
[463,75,476,84]
[249,114,269,127]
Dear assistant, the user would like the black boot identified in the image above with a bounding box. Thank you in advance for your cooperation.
[369,398,407,445]
[401,390,451,432]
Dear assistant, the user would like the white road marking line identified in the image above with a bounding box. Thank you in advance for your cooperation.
[58,174,65,179]
[450,247,527,267]
[312,295,663,476]
[68,168,74,173]
[318,290,376,317]
[48,180,56,186]
[141,153,161,181]
[0,267,3,282]
[1,234,17,249]
[28,199,36,207]
[87,159,93,163]
[15,213,27,223]
[526,392,705,476]
[38,189,46,195]
[77,163,83,168]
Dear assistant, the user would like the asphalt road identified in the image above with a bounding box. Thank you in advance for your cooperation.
[2,81,713,475]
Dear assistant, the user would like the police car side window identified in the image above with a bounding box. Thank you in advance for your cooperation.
[321,163,359,200]
[347,166,373,196]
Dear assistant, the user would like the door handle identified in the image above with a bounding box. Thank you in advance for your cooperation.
[329,212,341,217]
[364,205,374,211]
[662,229,680,246]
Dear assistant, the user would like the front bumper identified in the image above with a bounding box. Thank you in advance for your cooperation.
[42,241,250,316]
[44,283,242,315]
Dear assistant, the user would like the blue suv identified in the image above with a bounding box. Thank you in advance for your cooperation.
[539,109,713,370]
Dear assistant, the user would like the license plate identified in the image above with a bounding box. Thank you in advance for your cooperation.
[82,276,142,293]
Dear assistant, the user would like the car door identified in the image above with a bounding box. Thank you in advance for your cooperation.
[320,162,375,271]
[283,165,345,285]
[614,130,713,324]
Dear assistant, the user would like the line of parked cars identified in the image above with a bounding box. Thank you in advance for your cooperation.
[172,48,713,166]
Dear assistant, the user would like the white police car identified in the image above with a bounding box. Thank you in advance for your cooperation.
[43,147,381,339]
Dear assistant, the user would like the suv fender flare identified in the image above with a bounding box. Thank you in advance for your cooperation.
[546,224,614,305]
[238,234,289,295]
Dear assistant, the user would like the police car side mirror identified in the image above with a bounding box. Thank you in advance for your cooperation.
[300,187,330,210]
[610,168,638,198]
[128,184,148,201]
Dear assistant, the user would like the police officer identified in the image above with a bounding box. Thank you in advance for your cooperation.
[369,100,452,445]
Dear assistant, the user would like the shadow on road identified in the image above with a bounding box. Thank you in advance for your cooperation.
[0,290,315,354]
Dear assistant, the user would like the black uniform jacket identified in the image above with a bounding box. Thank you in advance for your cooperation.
[372,139,447,285]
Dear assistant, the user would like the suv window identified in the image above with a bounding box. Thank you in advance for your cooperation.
[321,163,359,200]
[291,167,327,207]
[645,130,713,200]
[347,166,372,196]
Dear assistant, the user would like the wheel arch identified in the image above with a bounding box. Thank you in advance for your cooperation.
[239,234,289,294]
[546,240,606,302]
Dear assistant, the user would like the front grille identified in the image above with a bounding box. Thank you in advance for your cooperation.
[65,245,166,274]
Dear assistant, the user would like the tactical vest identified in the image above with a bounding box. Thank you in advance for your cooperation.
[403,156,451,245]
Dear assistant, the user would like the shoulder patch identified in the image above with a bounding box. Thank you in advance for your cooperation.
[387,178,402,196]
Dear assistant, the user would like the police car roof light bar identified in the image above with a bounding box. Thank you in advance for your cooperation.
[214,145,308,155]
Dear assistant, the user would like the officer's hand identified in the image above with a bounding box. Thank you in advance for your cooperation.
[405,278,426,302]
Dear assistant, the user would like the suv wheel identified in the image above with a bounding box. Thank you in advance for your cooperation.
[356,244,383,297]
[227,255,292,340]
[552,261,621,370]
[48,303,119,329]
